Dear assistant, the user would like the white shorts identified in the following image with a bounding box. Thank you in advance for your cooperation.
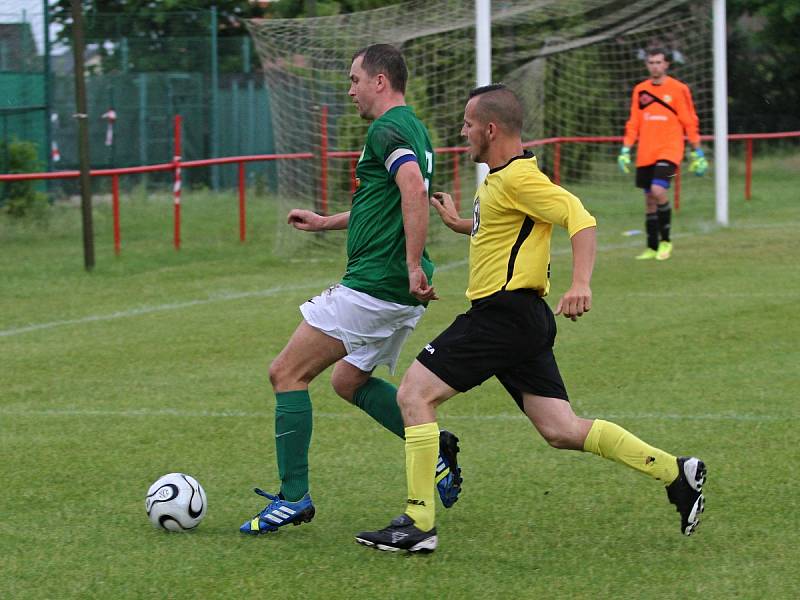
[300,284,425,373]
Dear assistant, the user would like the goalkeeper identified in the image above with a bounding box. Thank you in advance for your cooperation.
[617,48,707,261]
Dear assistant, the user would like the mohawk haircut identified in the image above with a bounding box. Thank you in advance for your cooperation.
[468,84,523,134]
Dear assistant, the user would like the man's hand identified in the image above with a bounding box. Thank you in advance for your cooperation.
[287,209,326,231]
[555,283,592,322]
[431,192,459,227]
[430,192,473,235]
[688,149,708,177]
[408,265,438,303]
[617,147,631,174]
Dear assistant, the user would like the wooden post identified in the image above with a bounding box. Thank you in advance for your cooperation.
[70,0,94,270]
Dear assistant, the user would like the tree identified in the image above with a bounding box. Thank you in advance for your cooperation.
[272,0,405,18]
[728,0,800,131]
[49,1,408,73]
[50,0,267,73]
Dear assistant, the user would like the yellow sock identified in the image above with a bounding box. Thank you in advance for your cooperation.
[403,422,439,532]
[583,419,679,484]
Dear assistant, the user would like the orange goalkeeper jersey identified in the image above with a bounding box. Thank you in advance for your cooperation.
[623,75,700,167]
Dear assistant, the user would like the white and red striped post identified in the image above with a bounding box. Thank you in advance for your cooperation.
[745,138,753,200]
[238,161,246,242]
[173,115,182,250]
[112,174,121,255]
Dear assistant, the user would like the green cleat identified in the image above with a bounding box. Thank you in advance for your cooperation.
[636,248,658,260]
[656,241,673,261]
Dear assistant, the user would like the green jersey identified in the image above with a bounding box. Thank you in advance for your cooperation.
[341,105,435,306]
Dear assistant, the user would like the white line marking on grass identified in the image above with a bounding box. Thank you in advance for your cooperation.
[0,407,793,423]
[623,292,800,299]
[0,282,327,338]
[1,255,475,338]
[1,220,790,339]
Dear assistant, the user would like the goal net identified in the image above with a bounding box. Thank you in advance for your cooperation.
[245,0,712,253]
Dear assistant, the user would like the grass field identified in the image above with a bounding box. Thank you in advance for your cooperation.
[1,155,799,599]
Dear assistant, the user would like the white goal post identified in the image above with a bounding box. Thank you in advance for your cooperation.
[245,0,719,252]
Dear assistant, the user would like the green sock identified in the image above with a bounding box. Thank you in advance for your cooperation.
[275,390,312,502]
[352,377,405,439]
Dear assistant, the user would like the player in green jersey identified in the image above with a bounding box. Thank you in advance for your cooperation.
[239,44,462,535]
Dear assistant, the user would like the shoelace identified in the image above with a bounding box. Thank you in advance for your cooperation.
[253,487,279,501]
[253,488,283,517]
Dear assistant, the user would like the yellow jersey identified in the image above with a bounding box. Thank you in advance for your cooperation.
[466,152,596,301]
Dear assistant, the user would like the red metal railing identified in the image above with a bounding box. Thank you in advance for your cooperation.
[517,132,800,208]
[0,115,313,254]
[1,117,797,254]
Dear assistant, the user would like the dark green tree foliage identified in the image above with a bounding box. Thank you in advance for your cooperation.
[50,1,265,73]
[542,45,613,181]
[728,0,800,131]
[48,1,410,74]
[273,0,406,18]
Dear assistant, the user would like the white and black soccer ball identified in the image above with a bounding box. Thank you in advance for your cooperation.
[145,473,207,531]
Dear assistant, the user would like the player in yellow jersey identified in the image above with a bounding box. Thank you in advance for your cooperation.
[355,84,707,553]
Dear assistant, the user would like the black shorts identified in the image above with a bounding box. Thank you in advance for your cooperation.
[416,289,568,412]
[636,160,677,190]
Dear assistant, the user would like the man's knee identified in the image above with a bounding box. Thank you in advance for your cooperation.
[650,186,668,202]
[534,422,573,449]
[528,413,587,450]
[330,362,371,403]
[268,355,308,390]
[267,358,285,388]
[331,372,358,403]
[395,382,414,411]
[396,379,427,412]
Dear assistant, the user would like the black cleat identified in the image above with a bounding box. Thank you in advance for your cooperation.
[355,514,437,553]
[666,457,707,536]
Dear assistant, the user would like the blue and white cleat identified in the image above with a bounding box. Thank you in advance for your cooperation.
[436,430,463,508]
[239,488,315,534]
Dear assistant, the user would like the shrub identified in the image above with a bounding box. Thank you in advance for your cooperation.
[1,139,49,219]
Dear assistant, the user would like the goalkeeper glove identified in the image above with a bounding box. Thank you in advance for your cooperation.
[617,147,631,174]
[689,148,708,176]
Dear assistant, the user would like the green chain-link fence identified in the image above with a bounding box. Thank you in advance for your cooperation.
[1,9,276,194]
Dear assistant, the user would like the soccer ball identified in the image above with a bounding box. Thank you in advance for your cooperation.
[145,473,207,531]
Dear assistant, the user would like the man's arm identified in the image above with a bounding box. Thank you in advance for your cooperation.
[677,83,708,176]
[618,87,640,173]
[395,161,437,302]
[678,82,701,147]
[430,192,472,235]
[555,226,596,321]
[288,209,350,231]
[622,86,640,149]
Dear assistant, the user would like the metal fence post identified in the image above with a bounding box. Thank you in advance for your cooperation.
[210,7,219,190]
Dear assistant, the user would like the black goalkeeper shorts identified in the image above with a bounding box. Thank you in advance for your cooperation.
[636,160,677,190]
[416,289,568,412]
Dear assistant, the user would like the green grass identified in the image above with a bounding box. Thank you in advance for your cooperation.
[1,154,799,599]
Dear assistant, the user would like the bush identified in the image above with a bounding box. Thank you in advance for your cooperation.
[1,139,49,219]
